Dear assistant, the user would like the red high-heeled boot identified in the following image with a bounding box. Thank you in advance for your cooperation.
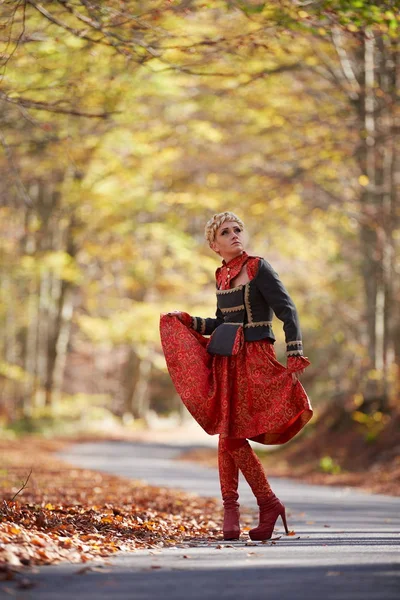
[218,436,240,540]
[248,494,289,541]
[222,498,240,540]
[227,440,290,541]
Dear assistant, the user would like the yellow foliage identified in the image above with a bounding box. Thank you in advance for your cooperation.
[367,369,383,381]
[352,410,368,424]
[358,175,369,186]
[250,203,266,216]
[190,121,224,143]
[352,393,364,408]
[0,362,31,382]
[40,251,83,283]
[1,0,396,423]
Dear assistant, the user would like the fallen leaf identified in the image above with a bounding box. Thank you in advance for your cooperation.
[101,516,113,524]
[0,438,228,568]
[9,527,21,535]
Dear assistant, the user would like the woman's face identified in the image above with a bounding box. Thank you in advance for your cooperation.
[211,220,245,257]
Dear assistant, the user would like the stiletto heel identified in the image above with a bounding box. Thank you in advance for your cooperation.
[249,494,288,541]
[280,508,289,535]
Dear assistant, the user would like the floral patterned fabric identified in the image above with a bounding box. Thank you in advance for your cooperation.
[226,440,273,501]
[159,255,313,446]
[218,437,239,503]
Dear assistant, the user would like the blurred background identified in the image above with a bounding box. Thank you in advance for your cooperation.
[0,1,398,455]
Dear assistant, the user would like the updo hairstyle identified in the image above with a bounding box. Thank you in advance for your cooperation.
[204,212,244,246]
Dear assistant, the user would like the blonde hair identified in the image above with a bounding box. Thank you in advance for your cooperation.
[205,212,244,246]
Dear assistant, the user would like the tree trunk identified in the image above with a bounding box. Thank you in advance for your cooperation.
[132,358,152,423]
[122,346,140,416]
[52,285,75,406]
[353,30,398,410]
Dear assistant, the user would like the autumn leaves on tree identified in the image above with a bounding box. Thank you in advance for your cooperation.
[0,2,399,426]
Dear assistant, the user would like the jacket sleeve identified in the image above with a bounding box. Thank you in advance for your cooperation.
[255,258,304,357]
[190,304,224,335]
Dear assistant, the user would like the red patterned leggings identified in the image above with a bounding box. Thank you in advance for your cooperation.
[218,435,272,504]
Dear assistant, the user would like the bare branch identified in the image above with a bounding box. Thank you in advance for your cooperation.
[10,468,33,502]
[0,0,27,72]
[26,0,108,45]
[221,61,306,92]
[27,1,160,59]
[60,0,104,31]
[0,91,120,117]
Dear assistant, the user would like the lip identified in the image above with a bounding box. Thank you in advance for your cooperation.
[232,241,241,245]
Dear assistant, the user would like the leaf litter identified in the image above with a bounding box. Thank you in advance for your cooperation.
[0,437,300,577]
[0,438,223,573]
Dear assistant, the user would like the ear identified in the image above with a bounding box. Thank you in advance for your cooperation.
[210,241,220,254]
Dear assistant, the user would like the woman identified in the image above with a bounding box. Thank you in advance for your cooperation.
[160,211,312,541]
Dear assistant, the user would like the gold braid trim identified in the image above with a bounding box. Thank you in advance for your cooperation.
[287,350,304,357]
[221,304,245,313]
[216,285,244,295]
[244,321,273,328]
[287,340,303,346]
[192,317,198,331]
[244,282,253,325]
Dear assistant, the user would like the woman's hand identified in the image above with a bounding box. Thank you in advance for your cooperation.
[166,310,182,321]
[161,311,193,327]
[161,310,184,321]
[286,355,310,383]
[291,368,305,383]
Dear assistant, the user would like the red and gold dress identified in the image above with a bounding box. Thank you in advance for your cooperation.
[160,252,312,445]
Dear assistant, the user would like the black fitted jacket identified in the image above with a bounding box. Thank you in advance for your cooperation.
[191,257,304,357]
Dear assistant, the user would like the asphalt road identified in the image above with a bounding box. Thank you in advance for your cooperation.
[2,440,399,600]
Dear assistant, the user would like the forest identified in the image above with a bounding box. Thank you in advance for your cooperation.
[0,0,399,455]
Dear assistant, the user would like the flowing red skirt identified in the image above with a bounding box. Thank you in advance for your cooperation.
[160,315,313,445]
